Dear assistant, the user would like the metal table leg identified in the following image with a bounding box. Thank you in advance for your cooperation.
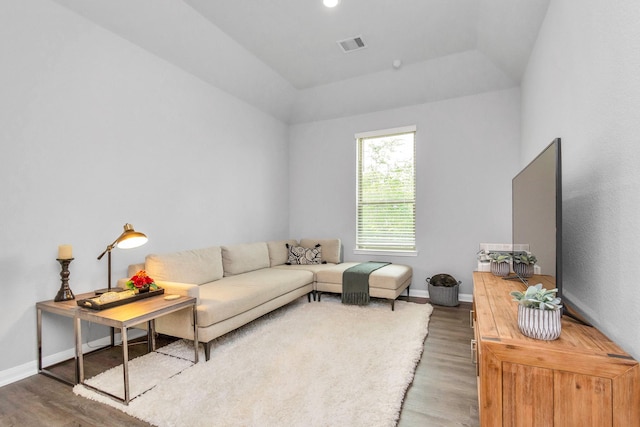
[193,304,199,364]
[74,315,82,384]
[122,326,130,404]
[37,307,80,386]
[77,316,84,383]
[148,319,156,352]
[37,307,43,373]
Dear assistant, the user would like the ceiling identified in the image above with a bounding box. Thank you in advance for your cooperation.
[186,0,481,89]
[51,0,550,123]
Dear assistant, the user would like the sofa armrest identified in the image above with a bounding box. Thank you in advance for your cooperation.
[116,277,200,303]
[155,280,201,304]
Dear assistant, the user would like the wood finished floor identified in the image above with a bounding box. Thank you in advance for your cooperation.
[398,301,479,427]
[0,299,478,427]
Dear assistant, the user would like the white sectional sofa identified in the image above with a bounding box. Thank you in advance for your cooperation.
[122,238,412,360]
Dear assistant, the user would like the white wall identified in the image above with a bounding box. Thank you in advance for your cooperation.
[0,0,290,375]
[522,0,640,358]
[289,89,521,297]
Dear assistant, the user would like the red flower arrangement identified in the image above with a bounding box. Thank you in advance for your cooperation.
[126,270,158,292]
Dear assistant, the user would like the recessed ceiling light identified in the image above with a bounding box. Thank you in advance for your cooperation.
[323,0,340,8]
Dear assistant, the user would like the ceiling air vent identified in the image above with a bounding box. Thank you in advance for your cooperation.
[337,35,367,53]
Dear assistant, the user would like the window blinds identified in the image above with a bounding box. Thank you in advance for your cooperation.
[356,126,416,252]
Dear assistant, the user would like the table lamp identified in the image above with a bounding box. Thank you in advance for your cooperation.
[96,223,148,295]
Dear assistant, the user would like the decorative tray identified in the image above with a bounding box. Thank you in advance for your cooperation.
[77,288,164,310]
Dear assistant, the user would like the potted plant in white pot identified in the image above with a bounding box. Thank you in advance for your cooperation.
[510,283,562,340]
[513,252,537,278]
[488,252,511,277]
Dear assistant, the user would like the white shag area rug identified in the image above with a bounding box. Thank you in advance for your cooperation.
[74,295,433,427]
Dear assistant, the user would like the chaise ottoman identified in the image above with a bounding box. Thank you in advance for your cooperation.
[314,262,412,310]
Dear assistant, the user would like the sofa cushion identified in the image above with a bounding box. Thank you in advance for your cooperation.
[286,243,323,265]
[221,242,270,276]
[196,268,313,327]
[272,263,337,281]
[145,247,223,285]
[299,238,341,263]
[316,262,412,290]
[267,239,299,267]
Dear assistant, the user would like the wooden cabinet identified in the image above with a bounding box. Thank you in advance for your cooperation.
[472,272,640,427]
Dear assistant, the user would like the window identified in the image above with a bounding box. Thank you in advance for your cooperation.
[356,125,416,253]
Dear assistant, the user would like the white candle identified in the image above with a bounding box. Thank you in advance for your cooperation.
[58,244,73,259]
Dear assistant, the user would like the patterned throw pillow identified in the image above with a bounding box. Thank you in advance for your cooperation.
[286,243,324,265]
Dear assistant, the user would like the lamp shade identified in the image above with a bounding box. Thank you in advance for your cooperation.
[95,223,148,294]
[115,223,148,249]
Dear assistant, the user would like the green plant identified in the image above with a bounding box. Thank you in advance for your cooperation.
[510,283,562,310]
[488,252,511,263]
[513,252,537,265]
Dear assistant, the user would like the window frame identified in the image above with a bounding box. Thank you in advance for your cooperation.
[354,125,417,256]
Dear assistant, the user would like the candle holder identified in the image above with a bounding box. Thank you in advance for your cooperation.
[54,258,75,302]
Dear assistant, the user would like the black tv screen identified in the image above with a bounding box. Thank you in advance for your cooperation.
[512,138,563,301]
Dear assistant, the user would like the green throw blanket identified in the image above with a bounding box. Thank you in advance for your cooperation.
[342,262,391,305]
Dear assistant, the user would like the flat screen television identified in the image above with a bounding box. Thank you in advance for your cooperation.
[511,138,585,323]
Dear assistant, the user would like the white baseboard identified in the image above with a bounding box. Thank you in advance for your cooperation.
[459,293,473,303]
[0,329,147,388]
[409,288,472,303]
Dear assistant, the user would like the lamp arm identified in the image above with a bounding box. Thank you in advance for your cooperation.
[97,241,117,260]
[97,226,134,260]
